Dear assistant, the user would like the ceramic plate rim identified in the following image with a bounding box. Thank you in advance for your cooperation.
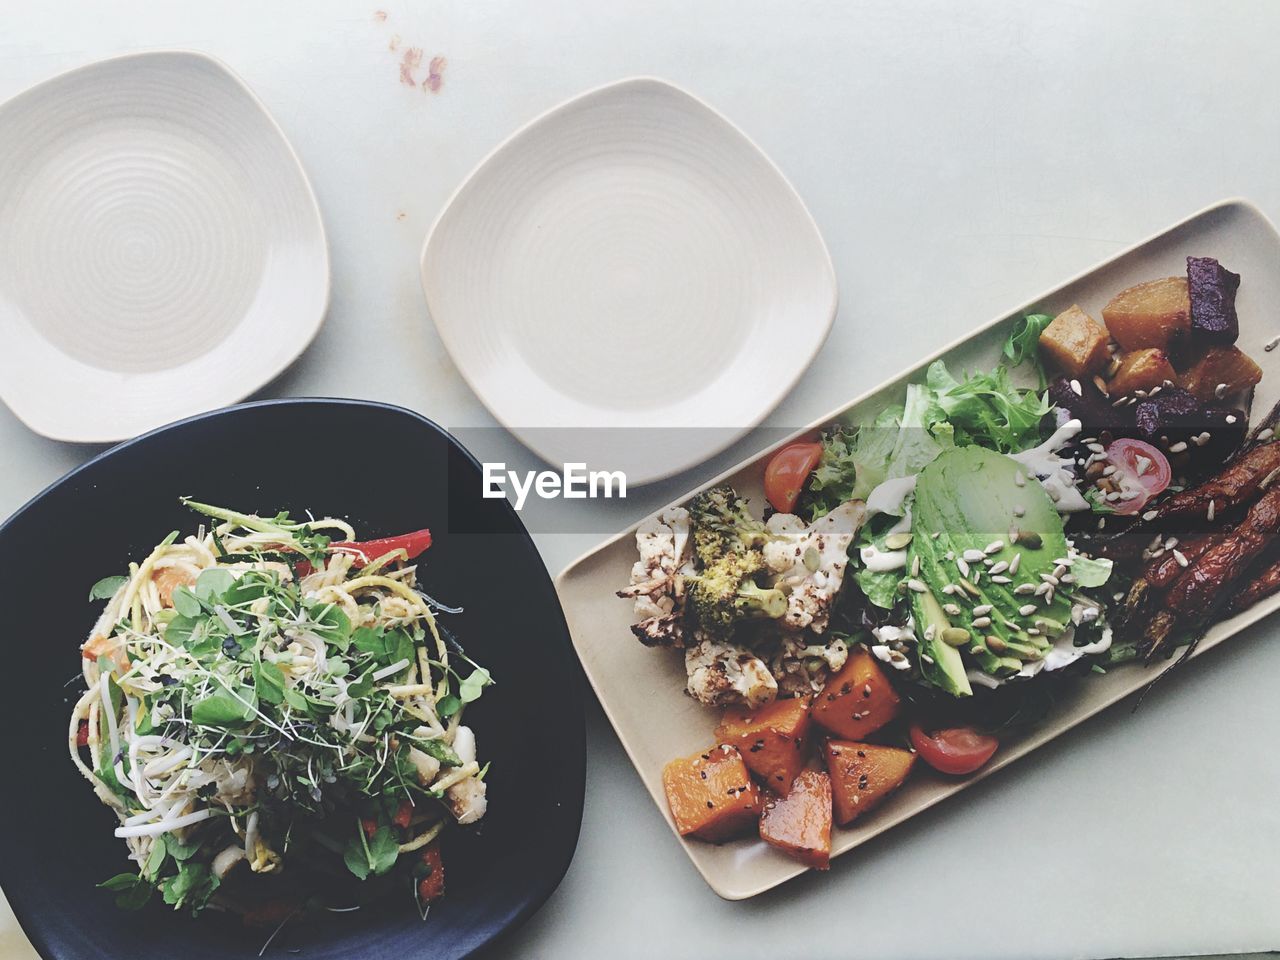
[556,196,1279,899]
[0,49,331,443]
[420,75,838,485]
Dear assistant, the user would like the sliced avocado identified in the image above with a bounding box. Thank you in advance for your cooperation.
[912,586,972,697]
[909,445,1076,691]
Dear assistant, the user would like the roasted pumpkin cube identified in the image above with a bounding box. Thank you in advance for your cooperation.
[715,696,811,792]
[1038,305,1111,378]
[1109,348,1176,398]
[663,744,764,843]
[811,647,900,740]
[1102,276,1191,351]
[759,769,832,870]
[1178,344,1263,402]
[824,740,916,826]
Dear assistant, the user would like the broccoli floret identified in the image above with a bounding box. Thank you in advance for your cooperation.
[689,485,769,566]
[686,551,786,636]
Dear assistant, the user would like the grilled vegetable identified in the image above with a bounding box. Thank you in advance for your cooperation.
[810,647,901,739]
[689,485,769,566]
[1102,276,1191,351]
[715,696,813,792]
[1110,347,1176,398]
[1226,547,1280,615]
[1178,344,1262,402]
[662,745,765,843]
[686,551,787,638]
[758,769,832,869]
[824,741,916,826]
[1038,305,1111,377]
[1186,255,1241,344]
[1139,484,1280,658]
[1145,440,1280,527]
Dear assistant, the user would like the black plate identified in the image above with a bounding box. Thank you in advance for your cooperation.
[0,399,585,960]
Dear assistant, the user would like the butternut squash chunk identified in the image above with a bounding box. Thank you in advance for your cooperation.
[825,740,916,826]
[759,769,832,870]
[811,647,900,740]
[1109,348,1176,398]
[1038,305,1111,377]
[1178,344,1263,402]
[715,696,811,792]
[1101,276,1190,351]
[663,744,764,843]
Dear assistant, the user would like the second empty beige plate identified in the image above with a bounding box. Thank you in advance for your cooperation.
[421,77,837,485]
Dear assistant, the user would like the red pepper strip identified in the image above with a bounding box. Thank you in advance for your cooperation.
[417,841,445,903]
[392,800,414,829]
[76,720,90,747]
[294,529,432,577]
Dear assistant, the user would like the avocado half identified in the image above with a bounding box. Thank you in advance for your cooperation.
[908,445,1075,696]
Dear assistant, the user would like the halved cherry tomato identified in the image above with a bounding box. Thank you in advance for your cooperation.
[764,442,824,513]
[1104,439,1171,515]
[909,723,998,775]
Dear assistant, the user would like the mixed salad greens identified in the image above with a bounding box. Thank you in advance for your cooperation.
[72,502,492,920]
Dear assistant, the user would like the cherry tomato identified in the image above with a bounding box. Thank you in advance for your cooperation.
[764,442,824,513]
[909,723,998,775]
[1104,438,1172,515]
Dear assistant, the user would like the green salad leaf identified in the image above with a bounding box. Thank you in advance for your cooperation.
[1002,312,1054,385]
[925,360,1049,454]
[98,873,153,911]
[88,575,128,601]
[852,519,903,610]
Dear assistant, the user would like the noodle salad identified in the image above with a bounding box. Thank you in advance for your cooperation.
[69,501,492,918]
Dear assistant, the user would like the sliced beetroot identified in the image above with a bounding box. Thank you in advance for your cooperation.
[1187,256,1241,344]
[1048,375,1133,439]
[1133,385,1247,473]
[1134,387,1200,439]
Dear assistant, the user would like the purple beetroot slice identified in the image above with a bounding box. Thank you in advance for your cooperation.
[1187,255,1241,343]
[1048,375,1134,437]
[1134,387,1201,439]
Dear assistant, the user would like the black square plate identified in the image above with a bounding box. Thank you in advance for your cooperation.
[0,399,585,959]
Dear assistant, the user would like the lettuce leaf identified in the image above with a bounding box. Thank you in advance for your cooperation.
[852,521,904,610]
[925,360,1049,454]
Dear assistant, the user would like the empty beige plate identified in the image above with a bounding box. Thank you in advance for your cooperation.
[0,51,329,442]
[556,199,1280,899]
[421,77,836,485]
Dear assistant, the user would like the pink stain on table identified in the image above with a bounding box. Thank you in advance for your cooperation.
[373,9,387,21]
[399,47,423,86]
[424,56,446,93]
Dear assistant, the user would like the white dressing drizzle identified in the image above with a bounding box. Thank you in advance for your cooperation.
[866,475,917,517]
[1009,417,1090,513]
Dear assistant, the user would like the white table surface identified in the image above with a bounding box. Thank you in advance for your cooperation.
[2,2,1278,958]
